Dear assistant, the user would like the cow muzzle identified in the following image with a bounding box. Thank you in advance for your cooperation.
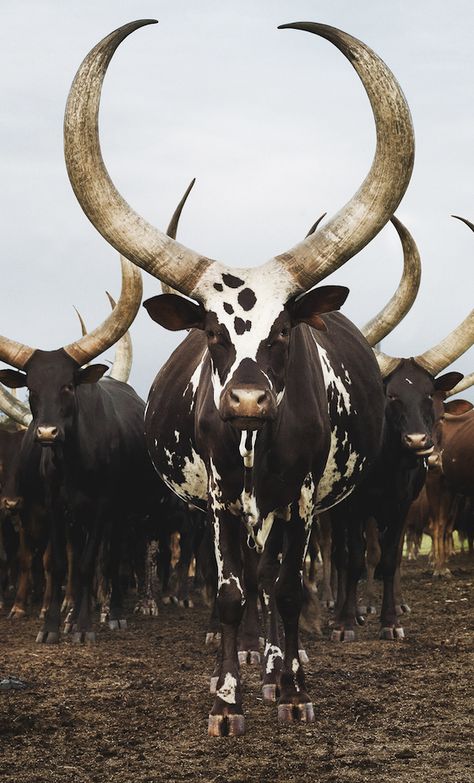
[220,386,277,430]
[403,432,433,455]
[2,496,22,513]
[36,426,61,445]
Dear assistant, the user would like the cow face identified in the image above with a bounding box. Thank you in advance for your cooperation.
[144,272,348,430]
[0,350,107,446]
[384,358,463,455]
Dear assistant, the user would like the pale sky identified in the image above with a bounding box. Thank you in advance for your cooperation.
[0,1,473,402]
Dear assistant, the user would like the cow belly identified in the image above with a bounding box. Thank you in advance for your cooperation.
[150,435,208,511]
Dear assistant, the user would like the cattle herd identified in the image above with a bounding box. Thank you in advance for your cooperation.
[0,20,473,738]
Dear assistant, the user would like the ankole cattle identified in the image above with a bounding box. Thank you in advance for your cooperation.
[0,258,163,643]
[64,20,415,734]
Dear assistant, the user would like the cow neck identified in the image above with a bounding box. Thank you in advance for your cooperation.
[239,430,261,553]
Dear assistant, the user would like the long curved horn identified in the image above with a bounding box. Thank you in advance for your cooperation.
[414,216,474,376]
[64,21,217,300]
[73,306,88,337]
[445,372,474,399]
[64,21,414,300]
[273,23,414,293]
[0,337,34,372]
[106,292,132,382]
[161,179,196,295]
[63,256,142,366]
[414,309,474,376]
[362,216,421,347]
[0,386,32,427]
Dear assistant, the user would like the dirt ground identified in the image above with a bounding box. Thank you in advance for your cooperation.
[1,554,473,783]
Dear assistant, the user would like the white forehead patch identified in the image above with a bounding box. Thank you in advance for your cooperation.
[196,262,295,405]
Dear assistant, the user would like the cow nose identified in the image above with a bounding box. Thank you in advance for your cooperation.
[229,389,268,409]
[403,433,433,453]
[3,497,20,511]
[36,426,59,442]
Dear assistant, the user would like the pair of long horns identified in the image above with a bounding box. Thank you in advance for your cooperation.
[75,292,133,382]
[64,20,414,303]
[0,257,142,372]
[376,216,474,378]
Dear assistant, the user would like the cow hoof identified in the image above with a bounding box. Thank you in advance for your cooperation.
[238,650,261,666]
[277,702,315,723]
[331,628,355,642]
[178,598,194,609]
[262,684,278,704]
[109,619,119,630]
[36,630,59,644]
[8,607,26,620]
[400,603,411,615]
[209,676,218,694]
[208,713,245,737]
[323,599,335,610]
[298,649,309,664]
[205,632,221,646]
[63,621,75,635]
[380,626,405,641]
[356,614,366,626]
[134,601,159,616]
[72,630,96,644]
[367,605,377,615]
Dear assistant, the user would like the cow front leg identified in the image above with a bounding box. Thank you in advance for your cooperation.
[257,516,284,703]
[238,540,260,665]
[275,510,314,724]
[208,508,245,737]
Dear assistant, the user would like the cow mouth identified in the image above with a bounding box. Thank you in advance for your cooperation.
[414,445,434,456]
[227,416,268,432]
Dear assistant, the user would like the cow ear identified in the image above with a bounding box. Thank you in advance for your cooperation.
[0,369,28,388]
[286,286,349,330]
[143,294,206,331]
[76,364,108,385]
[434,371,464,392]
[444,399,473,415]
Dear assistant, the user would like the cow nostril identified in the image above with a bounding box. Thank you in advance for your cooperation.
[230,390,240,405]
[257,391,267,406]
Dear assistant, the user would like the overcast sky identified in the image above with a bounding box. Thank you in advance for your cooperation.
[0,0,472,403]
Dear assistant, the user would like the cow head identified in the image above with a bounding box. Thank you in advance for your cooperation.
[383,358,463,455]
[0,351,107,446]
[0,259,141,447]
[144,282,348,429]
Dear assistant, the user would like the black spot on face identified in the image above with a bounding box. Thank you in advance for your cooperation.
[213,283,223,292]
[224,302,234,315]
[222,274,245,289]
[238,288,257,311]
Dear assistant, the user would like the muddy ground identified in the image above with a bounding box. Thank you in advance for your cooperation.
[1,554,473,783]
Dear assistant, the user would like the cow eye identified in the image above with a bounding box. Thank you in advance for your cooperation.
[387,393,398,401]
[62,383,74,393]
[280,327,289,338]
[207,330,216,339]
